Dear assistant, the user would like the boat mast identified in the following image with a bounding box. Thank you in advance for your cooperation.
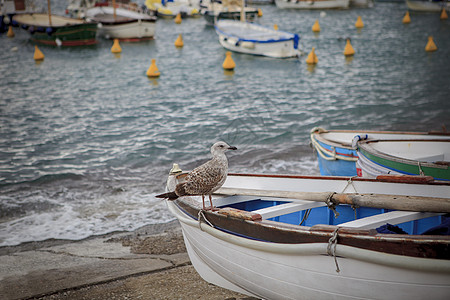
[47,0,52,26]
[113,0,116,20]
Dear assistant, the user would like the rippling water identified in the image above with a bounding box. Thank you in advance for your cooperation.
[1,2,449,246]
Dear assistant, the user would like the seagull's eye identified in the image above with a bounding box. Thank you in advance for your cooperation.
[219,145,224,148]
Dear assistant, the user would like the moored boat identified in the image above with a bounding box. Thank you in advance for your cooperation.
[145,0,201,18]
[215,20,301,58]
[356,139,450,181]
[165,171,450,299]
[200,0,258,25]
[310,127,450,176]
[12,13,98,46]
[406,0,450,12]
[85,5,156,41]
[275,0,350,9]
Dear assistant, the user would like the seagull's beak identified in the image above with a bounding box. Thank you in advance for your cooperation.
[228,146,237,150]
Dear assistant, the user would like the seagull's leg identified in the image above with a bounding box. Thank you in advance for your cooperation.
[209,194,219,211]
[202,195,206,210]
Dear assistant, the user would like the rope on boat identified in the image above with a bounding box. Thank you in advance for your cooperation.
[327,227,340,273]
[299,209,311,226]
[198,210,214,230]
[325,192,340,218]
[310,132,358,162]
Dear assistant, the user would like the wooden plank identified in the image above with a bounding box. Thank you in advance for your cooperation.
[339,211,443,229]
[215,187,450,213]
[253,202,325,220]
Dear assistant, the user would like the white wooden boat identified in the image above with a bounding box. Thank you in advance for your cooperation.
[165,171,450,299]
[310,127,450,176]
[86,5,156,41]
[350,0,374,7]
[275,0,350,9]
[215,20,301,58]
[200,0,258,25]
[406,0,450,12]
[145,0,200,18]
[356,139,450,181]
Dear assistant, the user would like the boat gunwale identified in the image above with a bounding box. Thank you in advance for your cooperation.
[12,13,97,27]
[227,172,450,186]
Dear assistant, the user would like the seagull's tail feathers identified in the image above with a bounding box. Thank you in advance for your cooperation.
[155,191,178,200]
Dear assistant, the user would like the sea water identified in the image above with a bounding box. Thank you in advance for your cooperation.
[1,2,449,246]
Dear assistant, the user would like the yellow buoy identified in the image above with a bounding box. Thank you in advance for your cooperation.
[273,24,278,31]
[306,47,318,65]
[222,51,235,71]
[174,13,182,24]
[425,36,437,52]
[355,16,364,28]
[258,8,263,17]
[7,25,15,38]
[312,20,320,33]
[111,39,122,53]
[34,45,45,61]
[402,11,411,24]
[146,59,160,77]
[441,8,448,20]
[343,38,355,56]
[174,34,184,48]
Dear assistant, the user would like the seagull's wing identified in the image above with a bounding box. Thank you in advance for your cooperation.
[184,161,226,195]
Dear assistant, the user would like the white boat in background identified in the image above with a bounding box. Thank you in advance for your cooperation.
[350,0,374,7]
[86,5,156,41]
[275,0,350,9]
[200,0,259,25]
[406,0,450,12]
[215,20,301,58]
[310,127,450,176]
[356,139,450,181]
[145,0,201,18]
[165,171,450,299]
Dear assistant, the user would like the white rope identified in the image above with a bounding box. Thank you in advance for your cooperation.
[198,210,214,230]
[327,228,340,273]
[310,133,358,162]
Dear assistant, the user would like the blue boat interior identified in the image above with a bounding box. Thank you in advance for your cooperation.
[220,198,446,235]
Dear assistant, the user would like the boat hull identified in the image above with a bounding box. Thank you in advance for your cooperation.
[356,139,450,181]
[97,20,155,41]
[169,200,450,300]
[310,128,450,176]
[406,0,450,12]
[215,20,300,58]
[12,13,97,46]
[275,0,350,9]
[203,11,258,25]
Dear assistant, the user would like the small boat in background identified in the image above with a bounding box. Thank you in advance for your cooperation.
[200,0,258,25]
[165,171,450,299]
[86,2,157,41]
[12,13,98,46]
[215,20,301,58]
[310,127,450,176]
[356,139,450,181]
[275,0,350,9]
[406,0,450,12]
[350,0,374,7]
[145,0,201,18]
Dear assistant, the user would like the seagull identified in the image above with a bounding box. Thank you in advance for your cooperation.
[156,141,237,210]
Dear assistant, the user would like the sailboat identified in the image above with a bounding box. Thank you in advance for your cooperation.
[85,0,157,41]
[12,0,98,46]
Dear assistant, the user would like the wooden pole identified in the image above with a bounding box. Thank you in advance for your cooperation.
[47,0,52,26]
[215,187,450,213]
[113,0,117,20]
[240,0,245,22]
